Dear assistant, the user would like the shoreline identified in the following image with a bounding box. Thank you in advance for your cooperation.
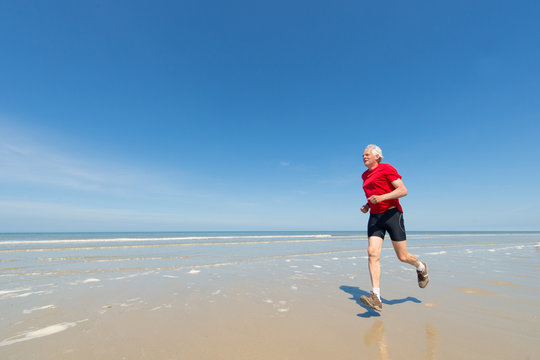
[1,233,539,359]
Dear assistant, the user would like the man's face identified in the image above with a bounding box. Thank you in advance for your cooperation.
[363,149,378,168]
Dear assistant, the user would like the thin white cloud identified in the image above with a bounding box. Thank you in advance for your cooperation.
[0,122,186,199]
[0,122,237,225]
[0,200,181,221]
[0,199,304,232]
[0,200,213,231]
[1,141,109,191]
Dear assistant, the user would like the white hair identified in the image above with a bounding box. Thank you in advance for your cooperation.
[366,144,383,162]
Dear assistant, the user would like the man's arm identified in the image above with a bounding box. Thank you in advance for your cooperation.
[368,179,408,204]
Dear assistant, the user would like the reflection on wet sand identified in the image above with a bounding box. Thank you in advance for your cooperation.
[364,321,390,360]
[425,323,439,360]
[363,321,439,360]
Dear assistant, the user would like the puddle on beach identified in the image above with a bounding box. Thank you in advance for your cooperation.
[455,287,497,296]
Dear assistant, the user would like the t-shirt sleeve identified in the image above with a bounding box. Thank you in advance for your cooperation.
[384,164,402,182]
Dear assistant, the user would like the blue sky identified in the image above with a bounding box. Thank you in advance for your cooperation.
[1,1,539,232]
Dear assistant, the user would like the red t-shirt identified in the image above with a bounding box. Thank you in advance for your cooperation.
[362,163,403,214]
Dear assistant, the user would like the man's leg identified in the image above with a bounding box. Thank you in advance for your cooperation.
[361,236,385,312]
[392,240,429,288]
[391,240,420,267]
[368,236,384,289]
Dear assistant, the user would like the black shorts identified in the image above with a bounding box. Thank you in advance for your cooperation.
[368,208,406,241]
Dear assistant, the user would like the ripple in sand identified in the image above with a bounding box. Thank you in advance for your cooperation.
[455,287,497,296]
[485,280,518,287]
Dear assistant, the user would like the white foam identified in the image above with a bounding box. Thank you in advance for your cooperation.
[0,320,87,347]
[313,265,322,269]
[23,305,56,314]
[400,266,415,272]
[426,251,447,255]
[188,269,200,274]
[0,288,31,296]
[487,245,530,252]
[82,278,100,284]
[0,234,333,245]
[6,290,52,299]
[0,288,34,299]
[110,271,155,281]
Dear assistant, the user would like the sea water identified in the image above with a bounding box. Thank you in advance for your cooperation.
[1,231,538,287]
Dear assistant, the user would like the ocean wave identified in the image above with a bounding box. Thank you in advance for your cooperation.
[0,233,334,246]
[0,237,351,253]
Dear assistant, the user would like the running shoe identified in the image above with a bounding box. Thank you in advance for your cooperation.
[417,261,429,288]
[360,292,382,312]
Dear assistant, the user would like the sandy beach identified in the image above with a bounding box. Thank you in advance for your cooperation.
[1,232,539,359]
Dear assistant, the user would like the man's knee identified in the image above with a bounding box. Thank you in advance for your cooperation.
[396,253,409,263]
[367,247,381,261]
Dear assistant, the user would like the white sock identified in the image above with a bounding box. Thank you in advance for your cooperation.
[372,288,381,300]
[416,261,425,272]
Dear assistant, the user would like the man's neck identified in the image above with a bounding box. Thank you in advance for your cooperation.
[368,162,379,171]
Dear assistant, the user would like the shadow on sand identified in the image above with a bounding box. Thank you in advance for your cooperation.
[340,285,421,318]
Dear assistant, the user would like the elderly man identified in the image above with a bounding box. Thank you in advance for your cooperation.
[359,144,429,312]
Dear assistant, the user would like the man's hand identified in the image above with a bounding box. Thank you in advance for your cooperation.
[360,203,370,213]
[368,195,385,204]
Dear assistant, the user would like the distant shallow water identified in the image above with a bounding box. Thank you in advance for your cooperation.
[1,231,538,283]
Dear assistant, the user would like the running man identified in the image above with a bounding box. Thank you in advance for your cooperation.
[359,144,428,312]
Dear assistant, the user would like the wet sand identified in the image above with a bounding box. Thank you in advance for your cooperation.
[1,234,539,359]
